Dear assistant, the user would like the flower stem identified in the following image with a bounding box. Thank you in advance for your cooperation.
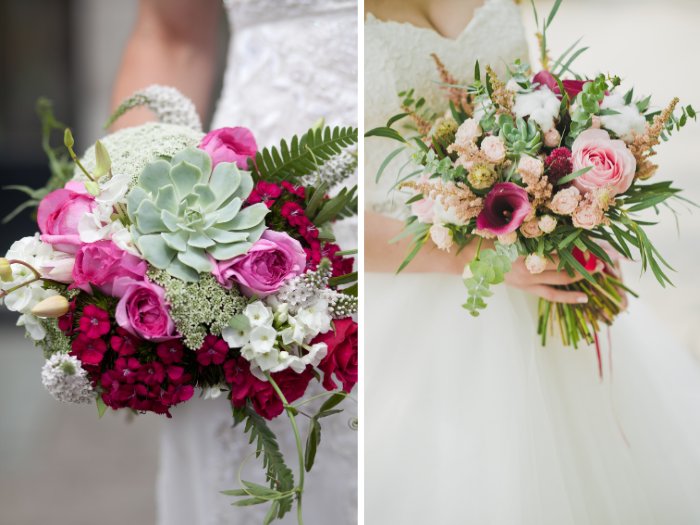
[266,374,305,525]
[8,259,42,280]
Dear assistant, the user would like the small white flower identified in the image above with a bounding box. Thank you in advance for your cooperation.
[248,325,277,354]
[514,89,561,132]
[41,353,95,404]
[244,301,274,327]
[18,314,47,341]
[221,324,251,348]
[296,299,332,338]
[280,316,308,346]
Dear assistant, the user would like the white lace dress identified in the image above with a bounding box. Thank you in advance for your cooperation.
[365,1,700,523]
[157,2,357,524]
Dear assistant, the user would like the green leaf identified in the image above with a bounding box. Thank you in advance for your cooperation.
[546,0,563,28]
[556,166,592,185]
[96,396,107,418]
[375,146,406,183]
[304,182,329,218]
[364,126,407,143]
[329,272,357,287]
[386,113,410,127]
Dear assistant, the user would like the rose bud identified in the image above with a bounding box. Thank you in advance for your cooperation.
[0,258,12,282]
[31,295,70,318]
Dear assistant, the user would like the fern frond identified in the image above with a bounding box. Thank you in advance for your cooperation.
[253,126,358,182]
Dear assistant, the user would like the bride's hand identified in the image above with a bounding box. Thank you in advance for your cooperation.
[504,256,590,304]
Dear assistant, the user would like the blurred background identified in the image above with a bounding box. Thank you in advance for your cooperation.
[0,0,699,523]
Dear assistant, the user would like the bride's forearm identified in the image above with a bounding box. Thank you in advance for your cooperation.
[110,0,222,130]
[364,212,479,274]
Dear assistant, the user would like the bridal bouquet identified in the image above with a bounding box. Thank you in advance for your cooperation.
[367,1,695,352]
[1,87,358,523]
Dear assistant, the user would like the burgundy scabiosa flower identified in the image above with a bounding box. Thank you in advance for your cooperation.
[476,182,532,236]
[79,304,111,338]
[545,147,573,185]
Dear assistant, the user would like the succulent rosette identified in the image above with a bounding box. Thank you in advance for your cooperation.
[1,85,358,523]
[368,0,695,356]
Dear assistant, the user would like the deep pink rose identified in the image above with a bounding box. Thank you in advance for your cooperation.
[571,129,636,196]
[476,182,532,236]
[114,279,178,342]
[213,230,306,297]
[532,71,588,101]
[199,127,258,170]
[72,240,147,296]
[37,181,96,253]
[313,318,358,393]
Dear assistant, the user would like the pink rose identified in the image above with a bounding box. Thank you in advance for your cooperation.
[199,127,258,170]
[571,129,636,196]
[429,224,453,251]
[115,279,178,342]
[37,181,96,254]
[72,240,147,296]
[213,230,306,296]
[572,203,603,230]
[517,155,544,181]
[520,218,543,239]
[411,198,434,224]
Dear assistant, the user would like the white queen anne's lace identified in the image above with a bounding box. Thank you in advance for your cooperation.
[41,354,96,404]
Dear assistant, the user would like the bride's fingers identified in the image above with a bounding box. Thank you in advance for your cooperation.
[531,270,584,286]
[524,285,589,304]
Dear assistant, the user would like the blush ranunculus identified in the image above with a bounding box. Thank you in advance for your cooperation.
[199,127,258,170]
[72,240,147,296]
[571,129,636,196]
[476,183,532,236]
[37,181,96,254]
[213,230,306,297]
[114,279,178,342]
[313,318,358,393]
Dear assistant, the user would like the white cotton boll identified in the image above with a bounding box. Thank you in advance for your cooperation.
[513,89,561,132]
[41,354,95,404]
[600,93,647,143]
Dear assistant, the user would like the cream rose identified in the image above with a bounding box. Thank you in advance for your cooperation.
[480,135,506,163]
[548,186,581,215]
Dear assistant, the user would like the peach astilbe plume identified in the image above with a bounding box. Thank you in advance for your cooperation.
[401,103,433,136]
[431,53,472,113]
[402,179,484,223]
[629,97,679,180]
[485,65,514,115]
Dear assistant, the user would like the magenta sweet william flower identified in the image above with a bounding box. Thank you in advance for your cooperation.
[196,335,229,366]
[313,318,358,393]
[213,230,306,297]
[72,240,147,296]
[476,183,532,235]
[248,181,282,208]
[78,304,111,338]
[156,340,185,365]
[71,333,108,366]
[138,361,166,386]
[224,356,314,420]
[114,279,178,342]
[110,327,139,357]
[532,70,588,101]
[114,357,141,384]
[199,127,257,170]
[37,181,96,254]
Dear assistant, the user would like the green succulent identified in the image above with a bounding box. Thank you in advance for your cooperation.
[498,114,542,160]
[127,147,269,282]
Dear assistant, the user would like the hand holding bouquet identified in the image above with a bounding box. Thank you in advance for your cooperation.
[367,1,695,352]
[1,86,358,524]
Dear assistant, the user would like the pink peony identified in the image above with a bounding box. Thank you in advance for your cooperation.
[115,279,178,342]
[199,127,258,170]
[72,240,147,296]
[213,230,306,297]
[37,181,96,254]
[571,129,636,196]
[476,183,532,236]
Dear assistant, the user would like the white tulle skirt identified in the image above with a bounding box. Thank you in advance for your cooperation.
[364,272,700,524]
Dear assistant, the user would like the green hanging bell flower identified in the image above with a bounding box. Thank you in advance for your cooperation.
[127,147,269,282]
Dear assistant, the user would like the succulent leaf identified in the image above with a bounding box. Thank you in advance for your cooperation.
[128,146,269,282]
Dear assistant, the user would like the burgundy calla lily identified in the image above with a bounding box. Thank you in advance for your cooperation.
[532,70,588,101]
[476,183,532,236]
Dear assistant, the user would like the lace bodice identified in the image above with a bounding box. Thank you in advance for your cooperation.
[364,0,529,217]
[213,0,357,145]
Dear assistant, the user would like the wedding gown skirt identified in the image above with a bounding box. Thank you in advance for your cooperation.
[364,272,700,524]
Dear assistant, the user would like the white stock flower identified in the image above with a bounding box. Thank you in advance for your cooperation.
[222,324,251,348]
[18,314,47,341]
[248,325,277,354]
[514,89,561,132]
[600,93,647,143]
[1,236,58,314]
[295,299,332,338]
